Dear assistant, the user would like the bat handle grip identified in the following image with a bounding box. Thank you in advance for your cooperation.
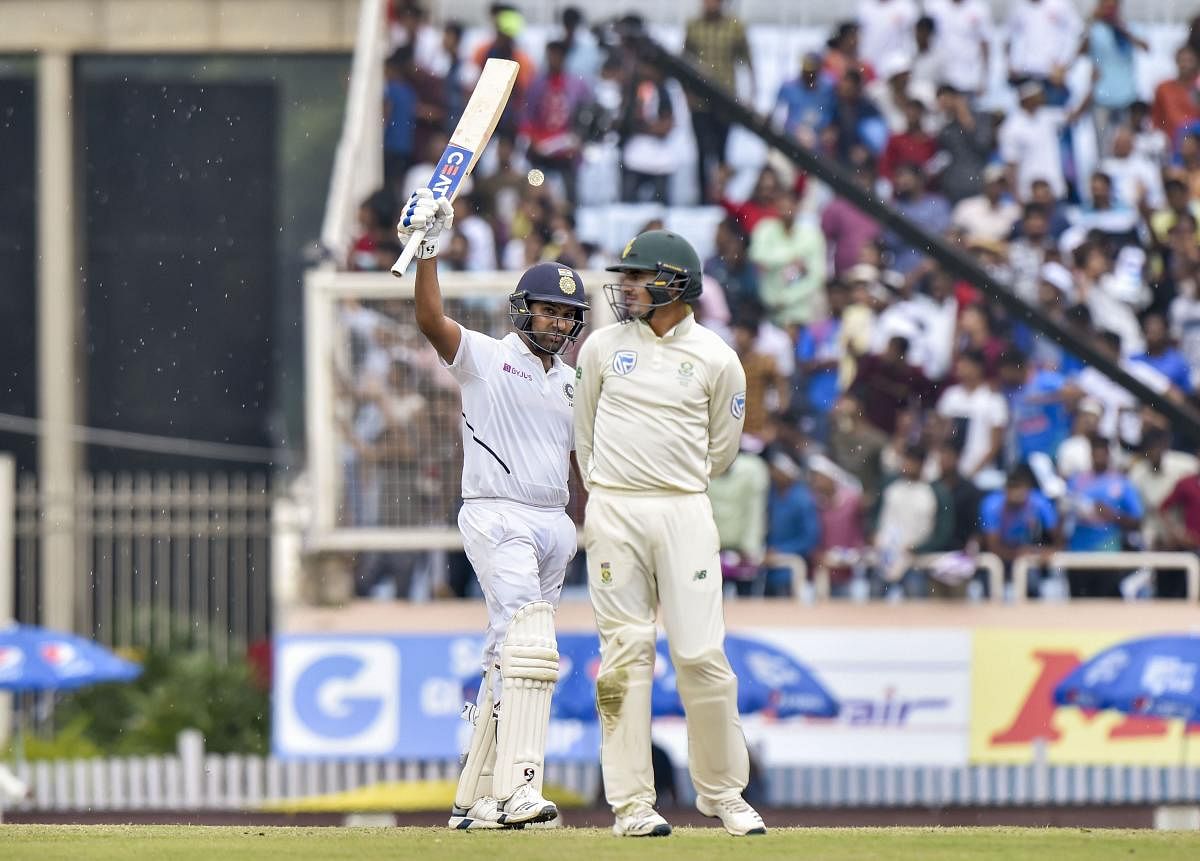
[390,227,428,277]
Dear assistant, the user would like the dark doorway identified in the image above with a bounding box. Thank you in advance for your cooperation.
[0,77,38,471]
[82,80,278,472]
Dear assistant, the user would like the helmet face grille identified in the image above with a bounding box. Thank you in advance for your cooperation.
[508,293,585,355]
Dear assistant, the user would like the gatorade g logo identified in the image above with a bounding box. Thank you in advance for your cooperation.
[429,145,474,199]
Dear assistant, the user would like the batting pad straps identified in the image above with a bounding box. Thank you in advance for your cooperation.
[493,601,559,800]
[454,665,498,810]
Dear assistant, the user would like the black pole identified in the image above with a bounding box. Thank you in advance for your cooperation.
[618,24,1200,448]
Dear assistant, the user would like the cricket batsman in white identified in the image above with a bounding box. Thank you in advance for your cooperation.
[574,229,765,837]
[399,189,589,829]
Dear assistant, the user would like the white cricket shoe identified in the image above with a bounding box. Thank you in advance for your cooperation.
[448,796,504,830]
[612,802,672,837]
[497,783,558,826]
[696,795,767,836]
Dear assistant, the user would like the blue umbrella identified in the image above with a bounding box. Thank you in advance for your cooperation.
[545,633,839,721]
[0,624,142,693]
[1053,635,1200,723]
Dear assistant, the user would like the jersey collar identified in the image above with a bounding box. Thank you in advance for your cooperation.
[504,331,565,372]
[640,309,696,341]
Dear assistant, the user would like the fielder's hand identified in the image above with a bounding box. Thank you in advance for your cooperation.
[397,188,454,259]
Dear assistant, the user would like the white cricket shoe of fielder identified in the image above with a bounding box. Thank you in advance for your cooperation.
[612,803,672,837]
[497,783,558,826]
[696,795,767,836]
[448,796,504,830]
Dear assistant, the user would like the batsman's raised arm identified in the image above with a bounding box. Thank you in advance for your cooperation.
[708,352,747,478]
[401,188,460,364]
[572,333,602,489]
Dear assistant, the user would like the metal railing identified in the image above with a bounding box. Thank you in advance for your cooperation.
[1011,552,1200,603]
[8,471,274,661]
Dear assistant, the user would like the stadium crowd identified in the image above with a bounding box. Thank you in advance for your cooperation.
[341,0,1200,601]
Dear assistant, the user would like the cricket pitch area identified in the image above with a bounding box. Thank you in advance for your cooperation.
[5,825,1200,860]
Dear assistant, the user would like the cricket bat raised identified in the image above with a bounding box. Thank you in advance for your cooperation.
[391,58,520,276]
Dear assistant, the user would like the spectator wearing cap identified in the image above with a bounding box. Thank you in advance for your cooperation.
[684,0,754,204]
[952,165,1022,244]
[999,348,1076,465]
[999,80,1084,201]
[708,435,770,585]
[1064,435,1144,595]
[925,0,991,99]
[1084,0,1148,151]
[775,52,834,148]
[1129,429,1200,550]
[879,97,938,181]
[932,84,996,204]
[936,349,1008,481]
[857,0,919,70]
[762,452,822,597]
[1152,46,1200,144]
[821,162,882,275]
[883,162,951,274]
[1005,0,1084,106]
[748,190,827,328]
[979,467,1060,584]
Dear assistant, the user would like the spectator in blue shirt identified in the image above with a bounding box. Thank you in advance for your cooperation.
[1132,311,1193,394]
[1085,0,1148,149]
[795,278,849,443]
[383,48,419,194]
[760,451,822,597]
[1065,436,1144,595]
[775,52,834,145]
[980,467,1060,562]
[998,349,1077,464]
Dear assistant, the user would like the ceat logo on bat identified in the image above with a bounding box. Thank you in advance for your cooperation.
[429,144,475,200]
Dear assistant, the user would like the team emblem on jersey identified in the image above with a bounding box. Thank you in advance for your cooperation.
[731,391,746,419]
[677,361,694,386]
[563,382,574,403]
[612,350,637,375]
[599,562,613,585]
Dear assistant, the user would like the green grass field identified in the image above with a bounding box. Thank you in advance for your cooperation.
[4,826,1200,860]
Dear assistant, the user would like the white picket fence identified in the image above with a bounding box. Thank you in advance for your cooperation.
[5,731,1200,812]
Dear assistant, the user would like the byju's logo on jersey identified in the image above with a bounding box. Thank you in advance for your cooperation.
[612,351,637,375]
[731,391,746,419]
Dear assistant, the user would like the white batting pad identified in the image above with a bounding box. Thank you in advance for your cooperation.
[454,665,498,810]
[493,601,559,799]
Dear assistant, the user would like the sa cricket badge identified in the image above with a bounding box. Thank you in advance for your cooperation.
[612,350,637,376]
[731,391,746,419]
[599,562,613,585]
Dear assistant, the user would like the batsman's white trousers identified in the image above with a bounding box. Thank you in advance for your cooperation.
[583,488,749,811]
[458,499,576,685]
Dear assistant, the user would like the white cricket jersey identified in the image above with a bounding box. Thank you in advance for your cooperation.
[442,326,575,508]
[574,312,747,495]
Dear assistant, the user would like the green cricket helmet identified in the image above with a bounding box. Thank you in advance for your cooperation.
[604,229,703,322]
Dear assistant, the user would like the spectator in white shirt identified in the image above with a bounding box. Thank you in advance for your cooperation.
[857,0,920,71]
[1100,125,1166,213]
[925,0,992,98]
[1006,0,1084,104]
[937,349,1008,480]
[1057,398,1104,478]
[952,164,1023,243]
[999,80,1089,200]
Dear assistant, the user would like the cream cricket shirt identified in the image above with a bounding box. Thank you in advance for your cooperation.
[442,326,575,508]
[574,312,747,494]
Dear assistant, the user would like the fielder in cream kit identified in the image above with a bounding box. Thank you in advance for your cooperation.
[399,189,588,830]
[574,230,766,837]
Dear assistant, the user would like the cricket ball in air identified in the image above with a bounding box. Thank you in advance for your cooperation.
[527,168,545,187]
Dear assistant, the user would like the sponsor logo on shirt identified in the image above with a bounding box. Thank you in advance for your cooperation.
[502,362,534,381]
[612,350,637,376]
[598,562,613,585]
[731,391,746,419]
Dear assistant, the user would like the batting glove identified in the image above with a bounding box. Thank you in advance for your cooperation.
[397,188,454,259]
